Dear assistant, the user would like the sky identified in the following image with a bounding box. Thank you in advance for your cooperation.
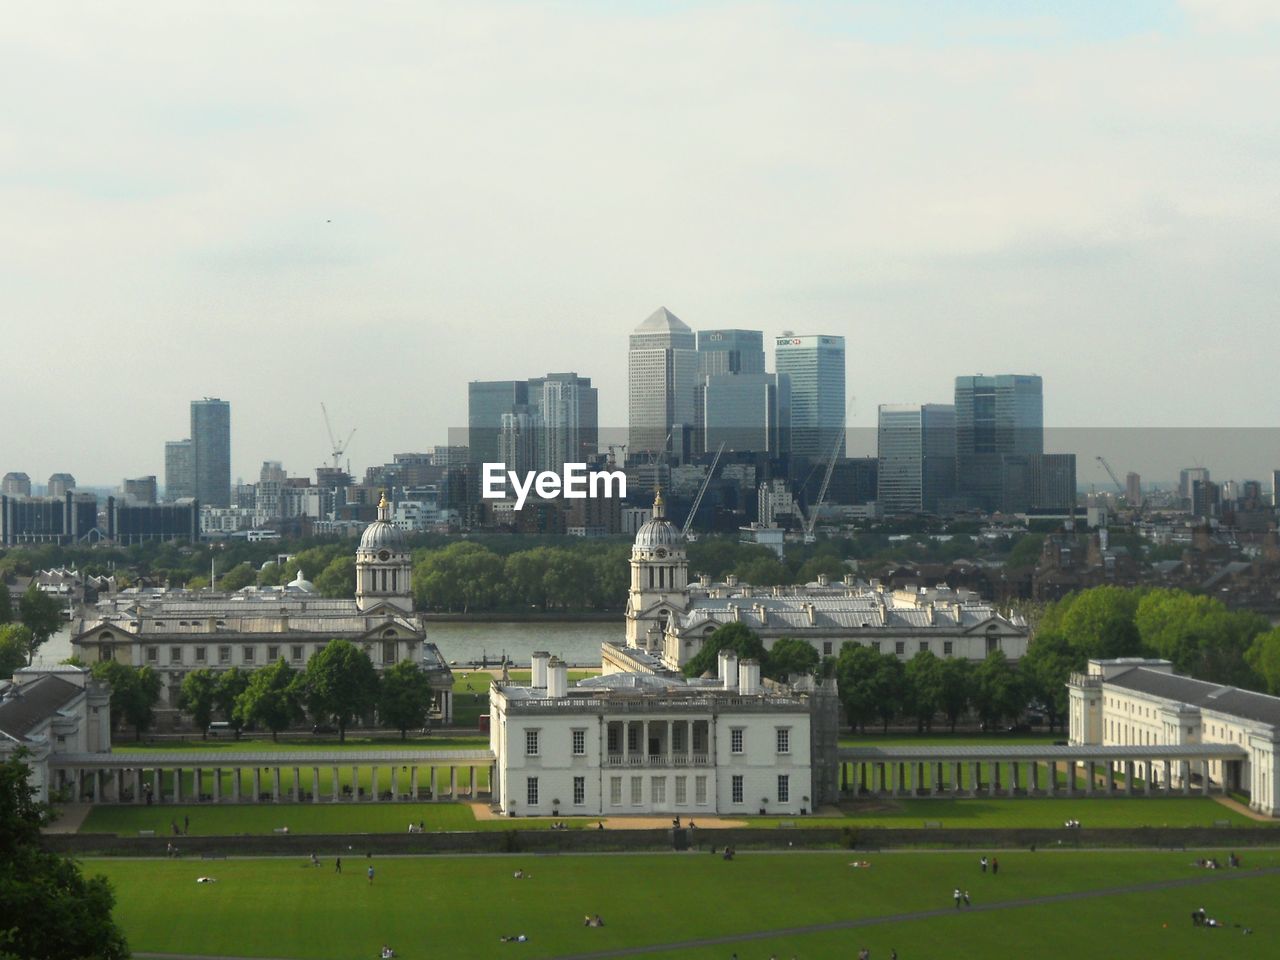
[3,0,1279,488]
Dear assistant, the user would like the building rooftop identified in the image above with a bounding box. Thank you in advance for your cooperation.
[0,675,83,741]
[1107,667,1280,729]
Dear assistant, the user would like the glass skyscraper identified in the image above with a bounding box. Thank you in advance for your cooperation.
[628,307,698,458]
[191,398,231,508]
[954,375,1043,512]
[877,403,956,514]
[774,333,845,458]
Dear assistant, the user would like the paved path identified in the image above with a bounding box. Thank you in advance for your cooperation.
[44,802,92,834]
[132,865,1278,960]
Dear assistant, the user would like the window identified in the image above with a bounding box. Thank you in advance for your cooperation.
[630,777,643,805]
[871,641,881,653]
[918,641,928,654]
[526,777,538,806]
[170,646,182,663]
[731,774,744,804]
[610,777,622,805]
[195,646,207,663]
[695,775,708,805]
[525,729,540,756]
[572,729,586,756]
[675,776,687,805]
[986,636,999,654]
[823,641,833,656]
[776,728,790,754]
[894,641,905,655]
[291,645,303,662]
[778,774,790,804]
[218,646,231,664]
[730,728,744,754]
[146,646,159,663]
[242,646,255,664]
[267,646,279,662]
[943,641,953,656]
[99,645,113,662]
[573,776,585,806]
[382,641,397,664]
[627,725,639,752]
[651,777,666,804]
[607,727,619,752]
[672,725,685,752]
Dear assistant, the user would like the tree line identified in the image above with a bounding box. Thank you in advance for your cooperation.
[81,640,438,742]
[0,584,64,678]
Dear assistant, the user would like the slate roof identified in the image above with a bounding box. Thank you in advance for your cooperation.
[1108,667,1280,728]
[0,675,83,741]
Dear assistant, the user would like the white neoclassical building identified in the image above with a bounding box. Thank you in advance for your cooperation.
[620,492,1027,673]
[70,494,454,721]
[490,650,838,818]
[1069,658,1280,817]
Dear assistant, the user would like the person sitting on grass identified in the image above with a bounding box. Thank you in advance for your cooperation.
[196,877,218,884]
[381,945,396,958]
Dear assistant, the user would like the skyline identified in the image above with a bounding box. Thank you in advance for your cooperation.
[4,2,1280,484]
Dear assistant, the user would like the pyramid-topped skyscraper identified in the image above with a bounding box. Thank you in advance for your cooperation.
[628,307,698,459]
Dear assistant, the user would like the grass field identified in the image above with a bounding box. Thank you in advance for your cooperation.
[89,850,1280,960]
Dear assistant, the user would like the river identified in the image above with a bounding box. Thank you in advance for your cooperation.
[34,619,620,671]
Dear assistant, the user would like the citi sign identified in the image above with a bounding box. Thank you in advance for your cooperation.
[482,463,627,510]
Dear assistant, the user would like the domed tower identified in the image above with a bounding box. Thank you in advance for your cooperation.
[624,490,690,652]
[355,493,413,613]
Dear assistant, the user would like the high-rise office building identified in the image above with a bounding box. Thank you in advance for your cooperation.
[702,372,790,454]
[1192,478,1220,518]
[1272,469,1280,508]
[468,380,530,465]
[191,398,231,508]
[697,329,766,376]
[123,476,158,505]
[877,404,956,514]
[165,439,194,500]
[774,333,845,458]
[1125,472,1142,507]
[954,374,1043,512]
[531,372,598,469]
[628,307,698,458]
[1179,468,1210,509]
[46,473,76,498]
[2,472,31,497]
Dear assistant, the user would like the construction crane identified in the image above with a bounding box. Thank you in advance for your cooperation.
[1096,456,1124,495]
[803,421,845,544]
[606,444,627,468]
[321,402,356,470]
[682,441,726,542]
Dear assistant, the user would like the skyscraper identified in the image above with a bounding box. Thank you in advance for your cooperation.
[164,439,194,500]
[468,380,530,466]
[697,329,766,376]
[628,307,698,458]
[1179,467,1210,509]
[1125,471,1142,507]
[774,333,845,459]
[877,404,956,514]
[530,372,598,470]
[191,398,231,508]
[702,372,790,454]
[954,375,1043,512]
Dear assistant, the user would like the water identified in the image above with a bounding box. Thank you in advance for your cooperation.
[32,620,619,670]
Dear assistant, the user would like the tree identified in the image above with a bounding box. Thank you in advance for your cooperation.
[0,582,12,624]
[214,667,251,740]
[379,661,434,739]
[17,585,62,665]
[216,562,256,592]
[835,643,882,733]
[795,554,848,585]
[1005,534,1045,569]
[905,650,944,731]
[682,622,768,678]
[869,654,907,733]
[1246,627,1280,695]
[314,555,357,599]
[1056,586,1142,660]
[0,625,33,680]
[1135,589,1264,685]
[297,640,379,742]
[938,657,974,732]
[0,751,130,960]
[234,659,303,742]
[90,662,163,741]
[765,637,820,681]
[177,669,220,737]
[733,556,789,586]
[972,651,1025,729]
[1019,631,1079,731]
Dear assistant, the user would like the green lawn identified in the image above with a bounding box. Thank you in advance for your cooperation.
[78,802,596,836]
[117,735,491,751]
[88,850,1280,960]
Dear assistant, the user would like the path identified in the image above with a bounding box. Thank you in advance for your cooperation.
[467,801,747,828]
[1213,794,1272,822]
[44,802,92,834]
[132,865,1278,960]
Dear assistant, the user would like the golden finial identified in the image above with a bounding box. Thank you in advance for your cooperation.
[652,486,665,519]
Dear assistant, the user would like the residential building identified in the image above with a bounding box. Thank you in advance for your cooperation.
[628,307,698,459]
[954,374,1044,512]
[1125,472,1142,507]
[191,398,231,508]
[877,404,956,514]
[774,333,845,458]
[165,439,194,501]
[532,372,598,469]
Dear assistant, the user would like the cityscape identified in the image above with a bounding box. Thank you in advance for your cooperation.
[4,3,1280,960]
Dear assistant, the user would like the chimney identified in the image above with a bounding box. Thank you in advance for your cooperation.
[699,573,710,587]
[817,573,829,587]
[719,649,739,690]
[738,658,761,695]
[732,604,742,622]
[927,603,936,625]
[757,603,768,627]
[805,602,816,626]
[546,657,568,698]
[843,573,855,587]
[726,574,738,588]
[531,651,550,688]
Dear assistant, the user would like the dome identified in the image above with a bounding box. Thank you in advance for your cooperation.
[285,569,315,593]
[633,488,683,551]
[359,493,404,553]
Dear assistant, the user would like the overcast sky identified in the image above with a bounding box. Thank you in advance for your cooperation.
[3,0,1279,488]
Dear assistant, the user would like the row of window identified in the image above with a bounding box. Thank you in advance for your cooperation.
[522,774,793,807]
[815,639,989,657]
[525,726,791,757]
[139,640,404,667]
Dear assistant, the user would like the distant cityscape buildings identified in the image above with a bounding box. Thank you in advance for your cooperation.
[627,307,698,458]
[191,398,231,508]
[877,403,956,515]
[774,333,846,459]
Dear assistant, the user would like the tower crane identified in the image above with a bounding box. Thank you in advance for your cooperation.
[803,420,845,544]
[321,402,356,470]
[682,441,726,542]
[1095,456,1124,495]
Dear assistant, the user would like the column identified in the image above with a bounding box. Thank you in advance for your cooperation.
[411,767,419,800]
[252,768,261,803]
[352,767,359,801]
[1029,760,1039,793]
[233,768,241,803]
[332,766,341,801]
[112,769,123,803]
[1143,762,1152,795]
[987,762,997,797]
[190,769,199,803]
[293,768,301,803]
[642,720,650,764]
[1180,760,1190,794]
[371,767,380,803]
[1010,762,1020,793]
[430,767,438,799]
[312,768,320,804]
[1122,760,1133,795]
[622,723,630,763]
[665,720,672,766]
[134,768,143,804]
[1200,759,1211,796]
[272,767,282,802]
[172,768,181,804]
[1105,762,1115,795]
[390,766,399,800]
[969,763,979,795]
[213,769,222,803]
[450,767,458,799]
